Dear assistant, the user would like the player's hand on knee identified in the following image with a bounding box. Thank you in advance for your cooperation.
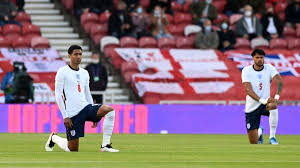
[266,101,278,111]
[259,98,268,105]
[91,122,98,128]
[64,118,73,128]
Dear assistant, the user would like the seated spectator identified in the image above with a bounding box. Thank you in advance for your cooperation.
[11,0,25,11]
[0,0,21,27]
[74,0,92,19]
[261,6,283,41]
[239,0,266,14]
[285,0,300,27]
[108,1,135,38]
[148,0,173,15]
[236,5,263,40]
[223,0,242,17]
[189,0,217,26]
[132,6,152,39]
[217,21,236,52]
[123,0,139,12]
[195,19,219,49]
[150,6,173,39]
[90,0,114,14]
[85,53,108,104]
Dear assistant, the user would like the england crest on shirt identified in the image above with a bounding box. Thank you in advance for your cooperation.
[70,130,76,136]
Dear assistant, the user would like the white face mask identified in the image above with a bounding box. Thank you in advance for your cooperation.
[137,8,143,14]
[206,0,212,4]
[245,11,252,17]
[154,10,161,17]
[221,23,228,30]
[91,59,99,64]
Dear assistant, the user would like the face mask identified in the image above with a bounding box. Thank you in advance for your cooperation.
[154,10,161,17]
[221,23,228,30]
[206,0,212,4]
[137,8,143,14]
[245,11,252,17]
[91,59,99,64]
[205,26,212,32]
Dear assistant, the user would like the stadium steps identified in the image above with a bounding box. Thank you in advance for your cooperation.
[25,0,134,104]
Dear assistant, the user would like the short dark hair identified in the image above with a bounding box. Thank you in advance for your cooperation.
[68,45,82,55]
[251,49,265,57]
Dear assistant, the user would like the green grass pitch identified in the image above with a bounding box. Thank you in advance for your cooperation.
[0,133,299,168]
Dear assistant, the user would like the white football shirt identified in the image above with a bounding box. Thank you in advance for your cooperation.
[242,64,279,113]
[55,65,93,118]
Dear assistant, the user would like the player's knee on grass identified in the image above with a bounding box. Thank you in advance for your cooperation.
[68,139,79,152]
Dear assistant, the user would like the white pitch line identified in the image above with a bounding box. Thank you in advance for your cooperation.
[0,161,299,164]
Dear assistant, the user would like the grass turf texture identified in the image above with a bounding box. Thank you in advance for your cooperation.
[0,134,299,168]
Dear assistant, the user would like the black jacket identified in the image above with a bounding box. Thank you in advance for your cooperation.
[91,0,113,12]
[74,0,92,10]
[261,14,283,37]
[285,3,300,24]
[108,10,134,38]
[85,63,108,91]
[217,29,236,50]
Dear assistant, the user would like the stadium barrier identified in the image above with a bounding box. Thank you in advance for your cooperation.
[0,104,299,134]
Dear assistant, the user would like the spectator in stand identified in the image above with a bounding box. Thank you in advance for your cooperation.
[189,0,217,26]
[236,5,263,40]
[123,0,139,12]
[285,0,300,27]
[108,1,135,38]
[85,53,108,104]
[132,5,152,39]
[217,21,236,52]
[150,5,173,39]
[11,0,25,11]
[261,6,283,41]
[0,0,21,27]
[148,0,173,15]
[239,0,266,14]
[195,19,219,49]
[74,0,92,19]
[223,0,242,17]
[90,0,114,14]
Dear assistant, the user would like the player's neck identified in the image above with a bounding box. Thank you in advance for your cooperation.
[69,63,79,71]
[253,64,264,71]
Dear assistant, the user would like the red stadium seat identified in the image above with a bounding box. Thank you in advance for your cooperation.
[83,22,98,34]
[287,38,300,50]
[214,14,229,25]
[139,37,157,48]
[80,12,99,25]
[63,0,74,10]
[90,24,108,36]
[0,36,11,48]
[22,24,41,39]
[15,12,31,24]
[120,36,138,48]
[99,11,111,23]
[283,26,296,38]
[183,2,192,13]
[92,34,105,46]
[12,36,30,48]
[269,38,287,49]
[167,24,185,36]
[212,0,226,13]
[140,0,150,9]
[100,36,120,56]
[158,37,176,49]
[296,27,300,37]
[278,12,285,23]
[234,38,250,49]
[176,36,194,49]
[0,26,2,34]
[31,37,50,48]
[229,14,242,25]
[171,1,183,12]
[3,24,21,41]
[174,12,192,25]
[275,2,287,13]
[165,14,173,24]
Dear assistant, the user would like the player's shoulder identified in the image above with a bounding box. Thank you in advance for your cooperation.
[242,65,252,72]
[57,65,69,73]
[264,64,275,69]
[80,67,88,74]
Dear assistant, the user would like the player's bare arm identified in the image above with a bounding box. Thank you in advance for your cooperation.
[273,74,283,99]
[242,82,261,102]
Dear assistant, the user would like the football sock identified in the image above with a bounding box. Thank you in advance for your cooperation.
[269,109,278,138]
[52,134,70,152]
[258,127,263,137]
[102,110,115,147]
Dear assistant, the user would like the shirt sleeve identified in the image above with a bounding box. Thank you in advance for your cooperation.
[55,69,68,119]
[269,64,279,79]
[241,67,250,83]
[85,73,94,104]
